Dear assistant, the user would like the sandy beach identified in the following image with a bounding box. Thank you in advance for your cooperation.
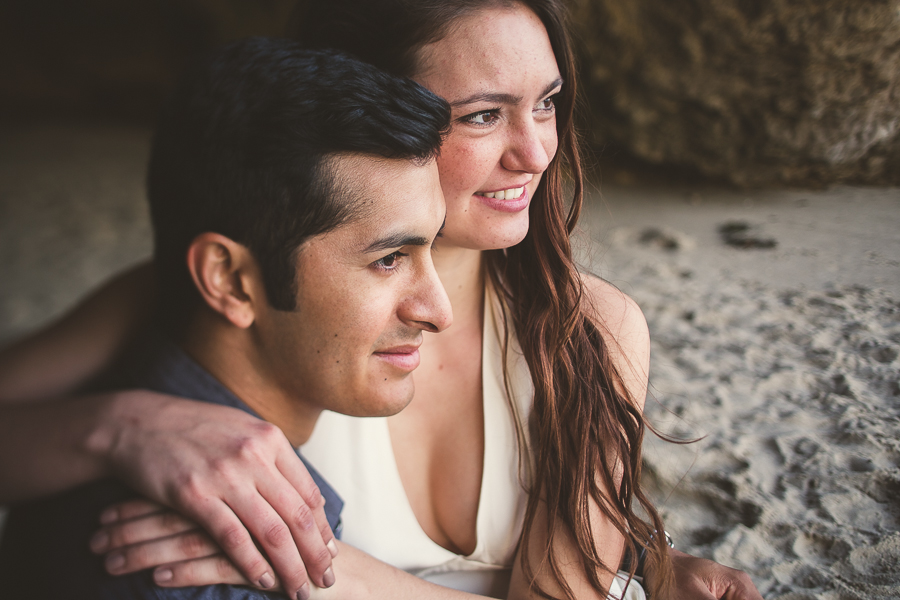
[1,123,898,598]
[579,182,900,599]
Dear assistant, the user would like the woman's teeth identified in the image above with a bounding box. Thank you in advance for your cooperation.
[481,186,524,200]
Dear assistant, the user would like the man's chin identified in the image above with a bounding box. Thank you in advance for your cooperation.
[334,377,415,418]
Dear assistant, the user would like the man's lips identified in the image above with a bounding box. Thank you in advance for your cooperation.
[373,345,421,372]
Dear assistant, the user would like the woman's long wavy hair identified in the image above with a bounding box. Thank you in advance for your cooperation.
[288,1,673,597]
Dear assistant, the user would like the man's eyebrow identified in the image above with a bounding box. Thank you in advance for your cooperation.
[449,78,563,108]
[364,233,431,253]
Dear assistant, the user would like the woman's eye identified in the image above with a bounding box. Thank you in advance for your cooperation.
[462,110,499,126]
[373,251,407,271]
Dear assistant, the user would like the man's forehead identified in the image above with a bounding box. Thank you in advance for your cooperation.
[326,154,444,241]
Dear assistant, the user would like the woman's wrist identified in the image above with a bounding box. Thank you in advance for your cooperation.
[84,389,139,475]
[0,392,127,502]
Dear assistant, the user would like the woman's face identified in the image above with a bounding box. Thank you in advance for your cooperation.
[413,4,562,251]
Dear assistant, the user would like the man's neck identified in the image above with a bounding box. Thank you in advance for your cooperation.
[180,309,320,446]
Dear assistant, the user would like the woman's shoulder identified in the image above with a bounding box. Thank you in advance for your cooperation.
[579,273,650,408]
[579,273,648,342]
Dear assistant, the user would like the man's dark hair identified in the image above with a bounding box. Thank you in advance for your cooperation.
[147,37,450,322]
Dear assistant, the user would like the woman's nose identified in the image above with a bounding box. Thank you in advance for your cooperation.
[501,119,555,174]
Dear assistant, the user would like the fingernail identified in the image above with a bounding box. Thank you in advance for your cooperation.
[99,507,118,525]
[89,531,109,552]
[258,573,275,589]
[322,567,335,588]
[154,568,173,583]
[326,539,338,557]
[297,583,311,600]
[105,552,125,572]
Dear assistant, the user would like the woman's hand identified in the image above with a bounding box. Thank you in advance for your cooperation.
[92,512,484,600]
[90,499,260,589]
[651,549,763,600]
[94,393,337,598]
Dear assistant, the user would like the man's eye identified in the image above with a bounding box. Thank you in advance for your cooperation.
[535,97,555,112]
[373,251,407,271]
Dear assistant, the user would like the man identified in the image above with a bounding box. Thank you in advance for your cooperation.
[0,37,453,600]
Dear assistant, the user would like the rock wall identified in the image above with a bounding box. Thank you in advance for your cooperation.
[571,0,900,186]
[0,0,294,122]
[2,1,899,187]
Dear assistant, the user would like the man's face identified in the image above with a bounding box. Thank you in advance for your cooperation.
[252,155,451,422]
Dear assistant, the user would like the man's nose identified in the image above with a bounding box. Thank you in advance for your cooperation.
[403,259,453,334]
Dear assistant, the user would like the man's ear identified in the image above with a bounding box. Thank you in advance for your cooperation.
[185,233,263,329]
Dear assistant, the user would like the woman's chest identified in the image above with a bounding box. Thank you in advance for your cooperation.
[300,299,532,571]
[388,333,486,555]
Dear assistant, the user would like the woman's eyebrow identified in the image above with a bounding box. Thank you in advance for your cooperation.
[449,78,563,108]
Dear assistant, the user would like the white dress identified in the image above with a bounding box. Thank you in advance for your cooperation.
[302,289,645,600]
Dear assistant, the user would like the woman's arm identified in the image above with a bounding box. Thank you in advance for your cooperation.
[91,500,486,600]
[507,276,649,599]
[0,262,156,403]
[0,388,339,593]
[0,391,127,502]
[0,262,158,500]
[0,263,338,592]
[508,277,763,600]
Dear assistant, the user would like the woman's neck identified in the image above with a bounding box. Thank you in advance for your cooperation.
[432,243,484,328]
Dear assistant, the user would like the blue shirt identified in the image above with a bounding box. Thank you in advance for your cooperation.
[0,337,343,599]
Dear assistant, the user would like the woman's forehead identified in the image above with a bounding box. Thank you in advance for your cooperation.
[412,4,560,96]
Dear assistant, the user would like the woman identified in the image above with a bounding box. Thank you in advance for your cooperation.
[0,1,761,598]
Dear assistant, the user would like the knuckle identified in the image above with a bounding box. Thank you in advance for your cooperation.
[254,421,282,443]
[242,555,269,580]
[172,559,201,584]
[208,455,237,480]
[262,521,292,548]
[160,510,185,531]
[174,474,205,506]
[218,524,250,552]
[291,503,315,531]
[179,531,211,557]
[214,555,239,579]
[308,546,331,569]
[235,436,262,460]
[122,545,150,570]
[106,525,130,547]
[304,485,323,509]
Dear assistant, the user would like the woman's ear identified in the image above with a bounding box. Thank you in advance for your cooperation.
[185,233,262,329]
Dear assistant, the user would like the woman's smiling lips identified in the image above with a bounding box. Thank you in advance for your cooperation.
[475,185,529,213]
[373,345,422,372]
